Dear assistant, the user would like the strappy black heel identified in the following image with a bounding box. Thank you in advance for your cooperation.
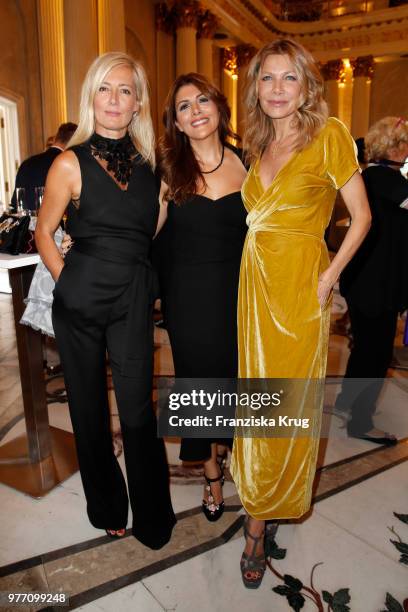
[202,466,225,522]
[216,449,228,470]
[240,517,266,589]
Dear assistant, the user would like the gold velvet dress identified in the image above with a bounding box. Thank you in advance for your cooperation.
[230,118,359,520]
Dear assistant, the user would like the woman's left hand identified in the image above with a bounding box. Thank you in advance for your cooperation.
[60,233,73,257]
[317,273,335,308]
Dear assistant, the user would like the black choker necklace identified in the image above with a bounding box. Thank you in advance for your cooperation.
[89,132,137,185]
[201,146,225,174]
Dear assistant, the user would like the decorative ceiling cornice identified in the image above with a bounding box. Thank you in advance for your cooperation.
[236,0,408,37]
[201,0,408,59]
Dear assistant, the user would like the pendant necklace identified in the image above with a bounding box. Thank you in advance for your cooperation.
[201,146,225,174]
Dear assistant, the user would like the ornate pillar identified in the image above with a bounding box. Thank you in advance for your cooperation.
[197,10,218,83]
[222,47,238,134]
[37,0,67,142]
[64,0,98,123]
[236,44,257,136]
[97,0,126,53]
[351,56,374,139]
[337,59,353,130]
[212,46,222,91]
[174,0,199,76]
[155,3,175,136]
[321,59,343,119]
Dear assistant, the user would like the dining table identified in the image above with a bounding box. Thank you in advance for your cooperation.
[0,253,78,497]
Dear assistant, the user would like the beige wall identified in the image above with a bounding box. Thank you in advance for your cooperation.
[124,0,158,133]
[0,0,43,158]
[370,58,408,127]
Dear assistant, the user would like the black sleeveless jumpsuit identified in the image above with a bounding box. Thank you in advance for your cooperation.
[52,141,176,549]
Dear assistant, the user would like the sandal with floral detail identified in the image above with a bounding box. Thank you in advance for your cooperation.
[240,518,266,589]
[105,528,126,539]
[202,467,225,522]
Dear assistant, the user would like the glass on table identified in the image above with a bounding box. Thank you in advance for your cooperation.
[34,186,45,216]
[15,187,29,216]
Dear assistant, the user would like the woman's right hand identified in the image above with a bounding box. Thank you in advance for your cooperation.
[35,151,80,282]
[53,263,65,283]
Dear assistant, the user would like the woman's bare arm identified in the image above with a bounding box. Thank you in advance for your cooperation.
[318,171,371,306]
[154,181,169,237]
[35,151,80,281]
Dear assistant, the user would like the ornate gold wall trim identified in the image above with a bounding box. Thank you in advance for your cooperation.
[202,0,408,58]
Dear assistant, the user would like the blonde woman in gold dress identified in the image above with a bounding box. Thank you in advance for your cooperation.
[230,39,372,588]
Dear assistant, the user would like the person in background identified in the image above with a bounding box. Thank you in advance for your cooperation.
[11,122,77,211]
[45,135,55,149]
[336,116,408,444]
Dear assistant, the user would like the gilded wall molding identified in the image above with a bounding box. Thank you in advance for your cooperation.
[201,0,408,58]
[320,58,344,81]
[197,9,218,38]
[236,43,257,67]
[155,3,175,34]
[350,55,375,78]
[223,47,238,76]
[173,0,200,29]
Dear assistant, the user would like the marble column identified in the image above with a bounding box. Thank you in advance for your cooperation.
[37,0,67,142]
[222,47,238,134]
[351,56,374,139]
[174,0,199,76]
[236,44,257,137]
[321,59,343,119]
[155,3,175,136]
[197,10,218,82]
[97,0,126,53]
[64,0,98,123]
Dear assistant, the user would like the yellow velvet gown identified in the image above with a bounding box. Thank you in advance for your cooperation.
[230,118,360,520]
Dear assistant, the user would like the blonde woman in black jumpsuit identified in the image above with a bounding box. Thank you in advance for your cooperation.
[36,52,176,549]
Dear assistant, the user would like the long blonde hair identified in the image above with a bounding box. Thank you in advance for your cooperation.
[243,39,328,164]
[68,52,155,168]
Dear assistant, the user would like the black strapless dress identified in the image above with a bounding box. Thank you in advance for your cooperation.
[157,188,247,461]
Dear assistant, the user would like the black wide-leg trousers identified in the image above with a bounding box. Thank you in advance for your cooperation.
[335,301,399,436]
[52,249,176,549]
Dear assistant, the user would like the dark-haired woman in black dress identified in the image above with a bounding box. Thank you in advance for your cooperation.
[156,73,247,521]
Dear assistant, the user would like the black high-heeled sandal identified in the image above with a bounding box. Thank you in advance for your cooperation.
[105,528,126,539]
[202,467,225,522]
[240,518,266,589]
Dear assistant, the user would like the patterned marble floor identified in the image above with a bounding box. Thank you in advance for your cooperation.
[0,287,407,612]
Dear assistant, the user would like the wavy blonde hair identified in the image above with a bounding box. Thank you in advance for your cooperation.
[365,116,408,162]
[68,52,155,167]
[243,39,328,163]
